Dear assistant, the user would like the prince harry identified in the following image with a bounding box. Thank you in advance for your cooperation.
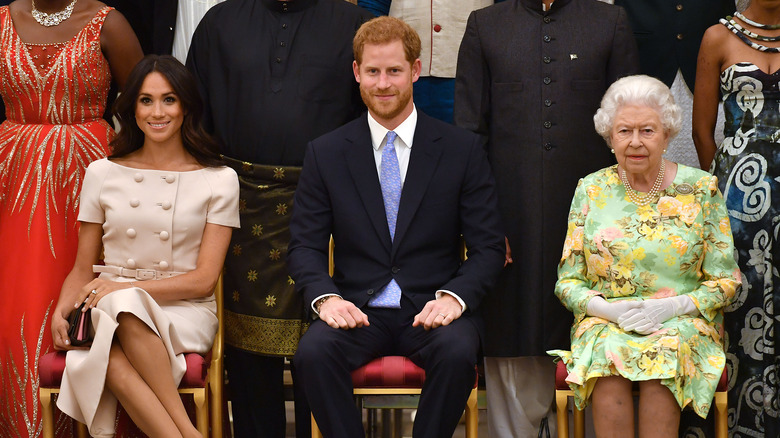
[288,16,504,437]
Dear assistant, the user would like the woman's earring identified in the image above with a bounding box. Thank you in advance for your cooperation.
[610,148,615,154]
[663,148,667,153]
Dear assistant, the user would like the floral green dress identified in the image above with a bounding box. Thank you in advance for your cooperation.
[548,164,741,418]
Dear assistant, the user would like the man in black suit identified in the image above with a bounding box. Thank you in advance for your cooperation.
[288,16,505,438]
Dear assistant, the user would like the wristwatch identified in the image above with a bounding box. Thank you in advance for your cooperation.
[315,296,338,314]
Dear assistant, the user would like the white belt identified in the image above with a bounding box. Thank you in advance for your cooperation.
[93,265,184,280]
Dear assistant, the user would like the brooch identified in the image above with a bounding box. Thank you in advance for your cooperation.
[675,183,694,195]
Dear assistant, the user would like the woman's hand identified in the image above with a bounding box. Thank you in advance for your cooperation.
[618,295,698,334]
[586,296,641,323]
[78,278,132,310]
[51,310,72,350]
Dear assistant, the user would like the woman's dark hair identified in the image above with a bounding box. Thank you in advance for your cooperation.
[110,55,223,167]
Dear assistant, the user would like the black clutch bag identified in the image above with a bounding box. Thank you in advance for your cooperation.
[67,303,93,346]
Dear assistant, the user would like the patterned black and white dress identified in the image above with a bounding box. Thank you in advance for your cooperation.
[712,62,780,437]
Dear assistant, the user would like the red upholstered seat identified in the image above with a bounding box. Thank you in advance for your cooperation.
[351,356,426,388]
[554,360,727,392]
[39,350,212,389]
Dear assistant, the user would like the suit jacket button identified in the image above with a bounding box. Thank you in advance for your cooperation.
[367,289,375,295]
[392,266,400,273]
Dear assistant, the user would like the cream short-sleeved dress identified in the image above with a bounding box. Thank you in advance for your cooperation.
[56,158,240,437]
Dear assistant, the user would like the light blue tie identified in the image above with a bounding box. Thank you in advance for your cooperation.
[369,131,402,308]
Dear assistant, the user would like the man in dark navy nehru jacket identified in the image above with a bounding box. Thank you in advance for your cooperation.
[187,1,372,437]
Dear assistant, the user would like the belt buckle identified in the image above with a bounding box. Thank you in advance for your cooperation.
[135,269,157,280]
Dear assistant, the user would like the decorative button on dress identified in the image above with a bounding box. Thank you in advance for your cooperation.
[56,159,239,437]
[0,7,115,436]
[549,165,741,418]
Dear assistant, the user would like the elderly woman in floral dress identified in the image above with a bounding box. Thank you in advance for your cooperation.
[549,75,741,438]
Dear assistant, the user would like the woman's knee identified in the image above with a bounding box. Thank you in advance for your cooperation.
[115,312,153,340]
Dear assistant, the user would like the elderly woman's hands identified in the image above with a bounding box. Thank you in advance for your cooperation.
[618,295,699,335]
[586,296,642,323]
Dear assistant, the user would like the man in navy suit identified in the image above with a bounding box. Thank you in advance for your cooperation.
[288,16,505,438]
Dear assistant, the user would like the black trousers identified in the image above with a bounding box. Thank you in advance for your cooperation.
[226,346,311,438]
[294,296,479,438]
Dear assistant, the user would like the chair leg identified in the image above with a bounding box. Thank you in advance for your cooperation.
[311,414,323,438]
[572,404,585,438]
[714,391,728,438]
[211,379,223,438]
[40,388,55,438]
[75,421,89,438]
[555,390,569,438]
[465,387,479,438]
[192,389,209,436]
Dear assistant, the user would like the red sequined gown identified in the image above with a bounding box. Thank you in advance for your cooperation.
[0,7,114,437]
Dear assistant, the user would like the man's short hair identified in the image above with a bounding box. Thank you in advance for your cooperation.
[353,16,421,66]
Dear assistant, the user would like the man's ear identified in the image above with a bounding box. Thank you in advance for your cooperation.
[411,58,422,83]
[353,60,361,83]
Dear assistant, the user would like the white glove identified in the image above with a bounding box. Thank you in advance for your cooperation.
[586,296,642,324]
[618,295,699,335]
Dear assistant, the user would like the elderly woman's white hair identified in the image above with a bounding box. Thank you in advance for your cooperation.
[593,75,682,146]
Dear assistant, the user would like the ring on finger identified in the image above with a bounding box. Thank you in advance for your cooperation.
[437,312,446,318]
[90,289,97,295]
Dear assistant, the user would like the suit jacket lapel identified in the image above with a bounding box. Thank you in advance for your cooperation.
[345,115,393,251]
[393,114,443,257]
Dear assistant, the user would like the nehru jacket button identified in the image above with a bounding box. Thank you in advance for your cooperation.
[164,174,176,183]
[544,143,553,150]
[543,56,551,63]
[367,289,375,295]
[126,228,137,238]
[133,173,144,182]
[676,4,683,11]
[130,198,140,207]
[543,35,551,42]
[544,99,552,107]
[280,41,286,47]
[433,24,442,32]
[275,57,282,63]
[159,261,169,270]
[676,33,684,40]
[543,77,551,85]
[159,231,169,241]
[162,200,172,210]
[392,266,400,273]
[543,16,551,23]
[543,121,552,129]
[126,258,136,268]
[282,23,288,29]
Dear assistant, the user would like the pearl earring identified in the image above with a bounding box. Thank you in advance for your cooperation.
[610,149,615,154]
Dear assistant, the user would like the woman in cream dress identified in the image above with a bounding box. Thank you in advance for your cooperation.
[50,55,239,438]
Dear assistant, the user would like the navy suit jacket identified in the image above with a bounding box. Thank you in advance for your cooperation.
[288,111,505,319]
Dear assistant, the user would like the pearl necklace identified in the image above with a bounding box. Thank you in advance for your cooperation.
[620,160,665,206]
[31,0,77,27]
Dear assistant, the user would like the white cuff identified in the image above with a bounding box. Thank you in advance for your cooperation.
[436,290,467,312]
